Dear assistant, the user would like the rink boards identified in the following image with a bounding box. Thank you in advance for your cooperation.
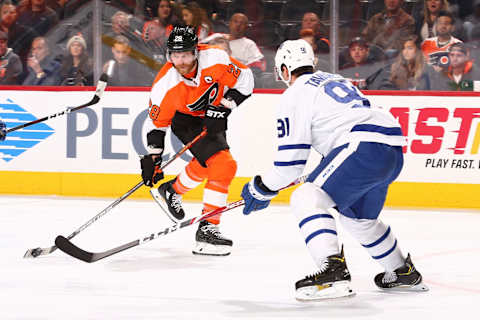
[0,87,479,209]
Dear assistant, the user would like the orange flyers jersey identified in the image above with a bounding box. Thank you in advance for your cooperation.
[148,44,254,128]
[421,36,462,64]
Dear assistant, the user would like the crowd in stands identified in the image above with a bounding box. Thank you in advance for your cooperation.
[0,0,479,91]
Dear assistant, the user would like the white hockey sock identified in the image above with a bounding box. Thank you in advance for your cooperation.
[339,215,404,271]
[291,183,339,268]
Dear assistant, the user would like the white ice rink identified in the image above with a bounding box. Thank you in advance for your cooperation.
[1,195,479,320]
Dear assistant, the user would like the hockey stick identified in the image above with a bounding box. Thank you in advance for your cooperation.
[54,174,308,263]
[3,74,109,139]
[24,129,207,258]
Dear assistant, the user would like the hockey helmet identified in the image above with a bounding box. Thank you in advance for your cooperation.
[274,39,315,87]
[166,25,198,61]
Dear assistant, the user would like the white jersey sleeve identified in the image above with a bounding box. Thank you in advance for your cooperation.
[261,71,407,191]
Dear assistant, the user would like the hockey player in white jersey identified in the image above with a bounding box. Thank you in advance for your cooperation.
[240,39,429,301]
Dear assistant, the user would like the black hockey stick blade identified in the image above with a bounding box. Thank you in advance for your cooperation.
[55,235,138,263]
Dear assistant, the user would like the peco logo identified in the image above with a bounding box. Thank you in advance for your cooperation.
[0,98,54,162]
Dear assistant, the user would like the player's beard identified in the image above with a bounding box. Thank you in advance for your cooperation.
[174,59,197,76]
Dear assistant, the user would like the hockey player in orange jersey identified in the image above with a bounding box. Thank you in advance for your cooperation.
[140,25,254,256]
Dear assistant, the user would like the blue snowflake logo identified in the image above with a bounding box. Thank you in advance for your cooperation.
[0,98,55,162]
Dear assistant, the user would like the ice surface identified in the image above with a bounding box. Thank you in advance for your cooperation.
[1,195,479,319]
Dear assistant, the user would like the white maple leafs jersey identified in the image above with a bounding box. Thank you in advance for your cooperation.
[262,71,407,191]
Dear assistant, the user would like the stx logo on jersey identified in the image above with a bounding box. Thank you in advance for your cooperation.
[0,98,54,162]
[187,82,219,111]
[206,109,227,118]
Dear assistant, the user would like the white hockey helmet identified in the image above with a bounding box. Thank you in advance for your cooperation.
[274,39,315,87]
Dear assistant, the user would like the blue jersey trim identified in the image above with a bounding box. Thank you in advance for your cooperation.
[278,144,311,151]
[305,229,337,244]
[362,226,391,248]
[299,214,334,228]
[274,160,307,166]
[372,239,398,260]
[351,124,403,136]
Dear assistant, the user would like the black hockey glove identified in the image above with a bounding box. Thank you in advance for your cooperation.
[141,129,166,187]
[203,105,231,135]
[140,154,164,187]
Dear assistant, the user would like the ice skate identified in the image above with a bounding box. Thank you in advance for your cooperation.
[374,253,429,292]
[295,247,355,301]
[192,220,233,256]
[150,178,185,222]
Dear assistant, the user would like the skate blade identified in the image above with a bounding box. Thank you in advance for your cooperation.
[192,242,231,256]
[295,280,355,302]
[149,188,181,223]
[378,282,430,292]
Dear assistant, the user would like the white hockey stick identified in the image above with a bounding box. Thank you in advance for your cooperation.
[55,174,308,263]
[24,129,207,258]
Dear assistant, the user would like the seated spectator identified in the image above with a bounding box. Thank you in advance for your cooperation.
[141,0,177,66]
[339,36,386,89]
[184,0,225,21]
[433,42,480,90]
[227,13,265,74]
[421,10,462,71]
[17,0,58,37]
[368,35,436,90]
[59,34,93,86]
[103,35,154,87]
[142,0,176,43]
[0,30,23,85]
[287,12,329,54]
[361,0,415,56]
[0,1,38,72]
[23,36,61,85]
[414,0,451,42]
[180,1,212,41]
[413,0,466,42]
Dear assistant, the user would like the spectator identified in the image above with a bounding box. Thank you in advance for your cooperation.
[287,12,329,54]
[421,10,462,71]
[0,1,37,71]
[369,35,436,90]
[59,34,93,86]
[434,42,480,90]
[414,0,451,42]
[184,0,224,21]
[23,36,61,85]
[141,0,177,66]
[339,36,386,89]
[361,0,415,55]
[104,35,154,87]
[17,0,58,36]
[227,13,265,74]
[180,1,212,41]
[103,10,150,68]
[142,0,176,43]
[0,30,23,85]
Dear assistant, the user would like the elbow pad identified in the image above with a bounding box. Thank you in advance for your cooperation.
[223,89,251,108]
[146,129,166,154]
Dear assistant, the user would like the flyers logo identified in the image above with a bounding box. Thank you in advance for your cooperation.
[187,82,219,111]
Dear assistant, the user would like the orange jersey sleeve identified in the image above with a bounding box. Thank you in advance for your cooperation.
[148,45,253,128]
